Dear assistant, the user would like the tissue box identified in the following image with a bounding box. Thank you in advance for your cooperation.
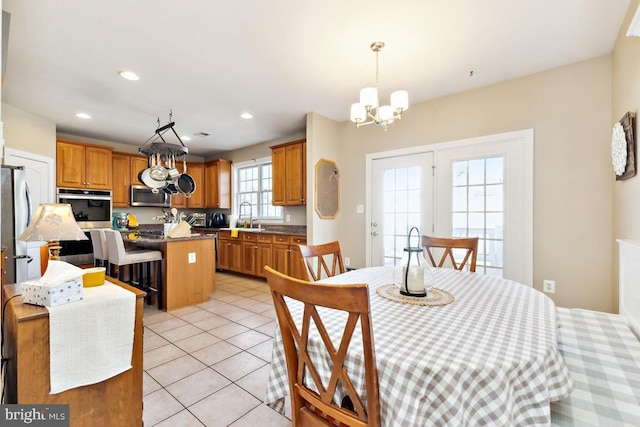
[22,279,84,307]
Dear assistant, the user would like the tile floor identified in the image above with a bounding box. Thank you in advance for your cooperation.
[142,272,291,426]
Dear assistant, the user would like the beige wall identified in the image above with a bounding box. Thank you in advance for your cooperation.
[309,56,613,311]
[306,112,343,244]
[2,103,56,159]
[612,0,640,312]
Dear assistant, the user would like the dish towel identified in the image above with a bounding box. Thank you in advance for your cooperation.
[48,282,136,394]
[231,229,239,238]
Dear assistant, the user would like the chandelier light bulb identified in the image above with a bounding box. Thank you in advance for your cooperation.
[360,87,378,109]
[391,90,409,112]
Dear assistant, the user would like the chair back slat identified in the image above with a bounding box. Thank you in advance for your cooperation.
[422,235,479,272]
[299,241,346,281]
[265,266,380,427]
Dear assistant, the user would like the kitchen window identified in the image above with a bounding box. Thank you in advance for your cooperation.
[235,157,282,220]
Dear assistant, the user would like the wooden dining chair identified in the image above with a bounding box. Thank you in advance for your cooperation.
[299,241,346,282]
[264,266,380,427]
[422,235,479,272]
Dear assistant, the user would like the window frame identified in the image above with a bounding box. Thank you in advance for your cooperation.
[233,156,283,221]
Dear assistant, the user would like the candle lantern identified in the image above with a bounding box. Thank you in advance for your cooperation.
[393,227,430,297]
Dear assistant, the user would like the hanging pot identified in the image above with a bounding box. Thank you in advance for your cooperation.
[149,153,168,182]
[163,178,179,194]
[167,155,180,181]
[176,159,195,197]
[139,167,167,192]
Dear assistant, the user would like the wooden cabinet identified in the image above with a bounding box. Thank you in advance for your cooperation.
[271,140,306,206]
[130,156,149,186]
[186,162,205,208]
[111,153,131,207]
[218,231,242,272]
[219,231,305,279]
[56,139,113,190]
[2,279,145,427]
[205,159,232,209]
[270,235,307,280]
[241,233,273,277]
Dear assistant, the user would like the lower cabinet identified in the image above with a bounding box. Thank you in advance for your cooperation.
[271,235,308,280]
[218,231,306,279]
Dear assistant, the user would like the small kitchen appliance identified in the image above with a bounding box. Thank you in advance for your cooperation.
[190,213,207,228]
[112,212,129,230]
[208,212,226,228]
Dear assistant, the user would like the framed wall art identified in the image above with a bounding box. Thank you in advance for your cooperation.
[314,159,340,219]
[611,111,636,181]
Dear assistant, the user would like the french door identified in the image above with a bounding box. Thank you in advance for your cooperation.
[367,130,532,286]
[369,152,434,267]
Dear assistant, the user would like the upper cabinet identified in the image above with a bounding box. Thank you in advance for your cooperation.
[186,162,205,208]
[56,139,112,190]
[271,140,306,206]
[130,156,149,186]
[205,159,231,209]
[112,153,131,207]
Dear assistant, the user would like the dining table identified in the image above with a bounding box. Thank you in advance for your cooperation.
[264,266,574,426]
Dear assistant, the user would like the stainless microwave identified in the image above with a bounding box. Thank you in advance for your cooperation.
[130,185,171,207]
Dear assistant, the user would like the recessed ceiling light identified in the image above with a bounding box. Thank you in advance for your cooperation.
[181,135,191,141]
[240,113,253,119]
[75,112,91,119]
[118,70,140,81]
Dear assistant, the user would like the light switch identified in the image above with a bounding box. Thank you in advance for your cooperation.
[188,252,196,263]
[356,204,364,213]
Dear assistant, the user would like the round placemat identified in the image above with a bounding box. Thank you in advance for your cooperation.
[376,284,455,306]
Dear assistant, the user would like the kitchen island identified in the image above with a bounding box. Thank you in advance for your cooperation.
[125,233,215,311]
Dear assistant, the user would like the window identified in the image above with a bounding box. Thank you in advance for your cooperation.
[451,156,504,277]
[235,158,282,220]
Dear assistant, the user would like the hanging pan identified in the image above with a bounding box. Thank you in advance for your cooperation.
[149,153,168,182]
[176,159,195,197]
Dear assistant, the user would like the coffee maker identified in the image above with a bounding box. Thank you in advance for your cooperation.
[208,212,226,228]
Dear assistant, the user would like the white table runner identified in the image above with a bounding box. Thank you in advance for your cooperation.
[48,282,136,394]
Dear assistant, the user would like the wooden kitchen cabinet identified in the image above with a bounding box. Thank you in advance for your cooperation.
[241,233,273,277]
[271,140,306,206]
[56,139,113,190]
[186,162,205,208]
[130,155,149,186]
[218,230,242,272]
[271,235,307,280]
[205,159,231,209]
[112,152,131,207]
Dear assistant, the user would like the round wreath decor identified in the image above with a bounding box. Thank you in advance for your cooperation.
[611,122,627,176]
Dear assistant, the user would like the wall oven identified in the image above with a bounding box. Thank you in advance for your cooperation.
[56,188,112,265]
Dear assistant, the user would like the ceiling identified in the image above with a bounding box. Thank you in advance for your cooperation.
[1,0,630,157]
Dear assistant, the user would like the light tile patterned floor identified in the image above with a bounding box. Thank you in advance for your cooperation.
[142,272,290,426]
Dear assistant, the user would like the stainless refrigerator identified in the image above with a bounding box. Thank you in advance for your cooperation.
[1,165,32,284]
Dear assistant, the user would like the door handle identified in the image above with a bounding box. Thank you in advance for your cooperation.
[372,222,378,227]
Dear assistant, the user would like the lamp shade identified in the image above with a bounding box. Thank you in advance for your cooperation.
[360,87,378,109]
[390,90,409,112]
[350,103,366,123]
[379,105,394,122]
[19,203,88,242]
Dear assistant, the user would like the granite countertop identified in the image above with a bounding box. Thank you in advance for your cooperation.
[123,232,215,243]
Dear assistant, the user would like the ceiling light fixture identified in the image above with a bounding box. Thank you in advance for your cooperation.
[118,70,140,81]
[75,112,91,119]
[181,135,191,141]
[350,41,408,130]
[240,113,253,119]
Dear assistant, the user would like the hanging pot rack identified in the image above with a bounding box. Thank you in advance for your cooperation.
[138,115,189,159]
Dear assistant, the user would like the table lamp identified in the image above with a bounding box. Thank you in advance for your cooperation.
[18,203,88,260]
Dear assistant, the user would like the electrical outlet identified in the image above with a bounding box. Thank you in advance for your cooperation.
[188,252,196,264]
[344,257,351,267]
[285,214,291,222]
[356,204,364,214]
[543,279,555,294]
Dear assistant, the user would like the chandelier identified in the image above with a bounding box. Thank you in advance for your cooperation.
[350,41,409,130]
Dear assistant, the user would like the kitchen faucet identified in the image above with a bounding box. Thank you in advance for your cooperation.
[239,201,253,228]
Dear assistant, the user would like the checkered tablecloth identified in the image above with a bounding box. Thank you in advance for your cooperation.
[265,266,573,426]
[551,307,640,426]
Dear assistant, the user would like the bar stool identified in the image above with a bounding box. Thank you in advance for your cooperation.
[103,229,164,309]
[89,229,109,269]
